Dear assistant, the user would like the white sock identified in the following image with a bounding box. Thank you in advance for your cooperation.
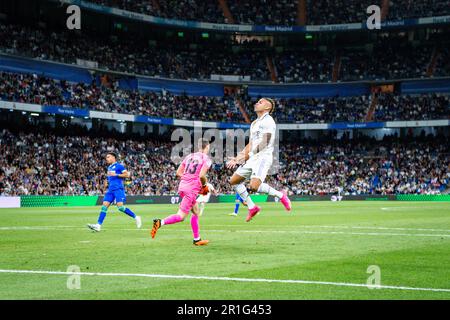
[258,183,283,198]
[161,220,165,226]
[235,184,255,209]
[199,203,205,215]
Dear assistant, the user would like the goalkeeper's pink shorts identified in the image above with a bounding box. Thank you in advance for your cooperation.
[178,182,200,214]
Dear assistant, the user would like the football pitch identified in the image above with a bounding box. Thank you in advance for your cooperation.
[0,201,449,300]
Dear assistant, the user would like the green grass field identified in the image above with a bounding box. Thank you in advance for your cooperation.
[0,201,449,300]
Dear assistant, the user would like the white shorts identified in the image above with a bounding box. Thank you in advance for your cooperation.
[235,155,272,183]
[196,194,211,203]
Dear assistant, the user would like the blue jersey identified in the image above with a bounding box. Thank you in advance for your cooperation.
[107,162,126,191]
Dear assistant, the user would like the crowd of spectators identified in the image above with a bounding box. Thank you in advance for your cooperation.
[307,0,374,25]
[0,22,269,81]
[240,95,371,123]
[0,71,243,123]
[388,0,450,20]
[1,71,449,124]
[274,50,333,83]
[227,0,297,25]
[339,41,432,81]
[0,127,178,196]
[277,135,449,195]
[86,0,450,25]
[89,0,226,23]
[241,93,449,123]
[2,22,449,83]
[1,122,448,196]
[373,93,450,121]
[435,46,450,78]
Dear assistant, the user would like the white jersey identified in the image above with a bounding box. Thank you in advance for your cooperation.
[235,112,276,183]
[249,112,276,159]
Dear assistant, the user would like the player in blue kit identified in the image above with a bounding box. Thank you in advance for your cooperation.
[87,152,141,232]
[228,193,247,217]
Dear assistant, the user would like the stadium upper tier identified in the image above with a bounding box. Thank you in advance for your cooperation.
[87,0,450,26]
[0,71,448,124]
[0,22,449,83]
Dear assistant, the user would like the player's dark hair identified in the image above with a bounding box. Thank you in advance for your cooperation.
[106,152,118,159]
[197,138,210,151]
[264,98,275,114]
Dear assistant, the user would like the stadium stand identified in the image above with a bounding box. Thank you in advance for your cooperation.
[1,71,448,124]
[227,0,298,25]
[89,0,226,23]
[388,0,450,20]
[84,0,450,25]
[1,121,448,196]
[1,22,448,82]
[0,71,243,123]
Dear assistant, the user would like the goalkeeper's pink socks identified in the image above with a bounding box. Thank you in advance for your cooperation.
[161,213,201,240]
[162,214,183,225]
[190,214,200,240]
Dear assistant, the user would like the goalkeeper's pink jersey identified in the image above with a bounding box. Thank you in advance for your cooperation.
[179,152,212,191]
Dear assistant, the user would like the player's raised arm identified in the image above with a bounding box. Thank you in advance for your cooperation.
[226,142,252,169]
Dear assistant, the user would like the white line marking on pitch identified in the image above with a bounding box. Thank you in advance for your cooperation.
[207,225,450,233]
[380,206,449,211]
[221,230,450,238]
[0,269,449,293]
[196,229,450,238]
[0,226,77,230]
[1,226,450,237]
[2,224,450,233]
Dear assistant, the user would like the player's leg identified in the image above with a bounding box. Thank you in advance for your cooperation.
[252,180,291,211]
[249,158,291,212]
[198,201,206,216]
[229,194,242,216]
[116,201,141,228]
[190,203,209,246]
[87,193,113,231]
[229,199,240,216]
[230,170,257,210]
[151,207,188,239]
[151,191,191,239]
[245,158,282,222]
[162,208,188,225]
[230,161,262,221]
[115,189,142,228]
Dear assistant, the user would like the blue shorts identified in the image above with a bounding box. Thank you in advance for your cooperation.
[104,189,126,204]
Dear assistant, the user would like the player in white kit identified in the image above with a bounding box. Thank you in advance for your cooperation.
[196,182,218,216]
[226,98,291,222]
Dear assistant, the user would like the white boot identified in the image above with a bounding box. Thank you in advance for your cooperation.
[87,223,101,232]
[135,216,142,229]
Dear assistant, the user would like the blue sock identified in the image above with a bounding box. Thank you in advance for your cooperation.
[97,205,108,225]
[118,206,136,219]
[234,203,240,214]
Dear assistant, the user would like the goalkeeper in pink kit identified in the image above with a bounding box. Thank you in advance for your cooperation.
[151,139,212,246]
